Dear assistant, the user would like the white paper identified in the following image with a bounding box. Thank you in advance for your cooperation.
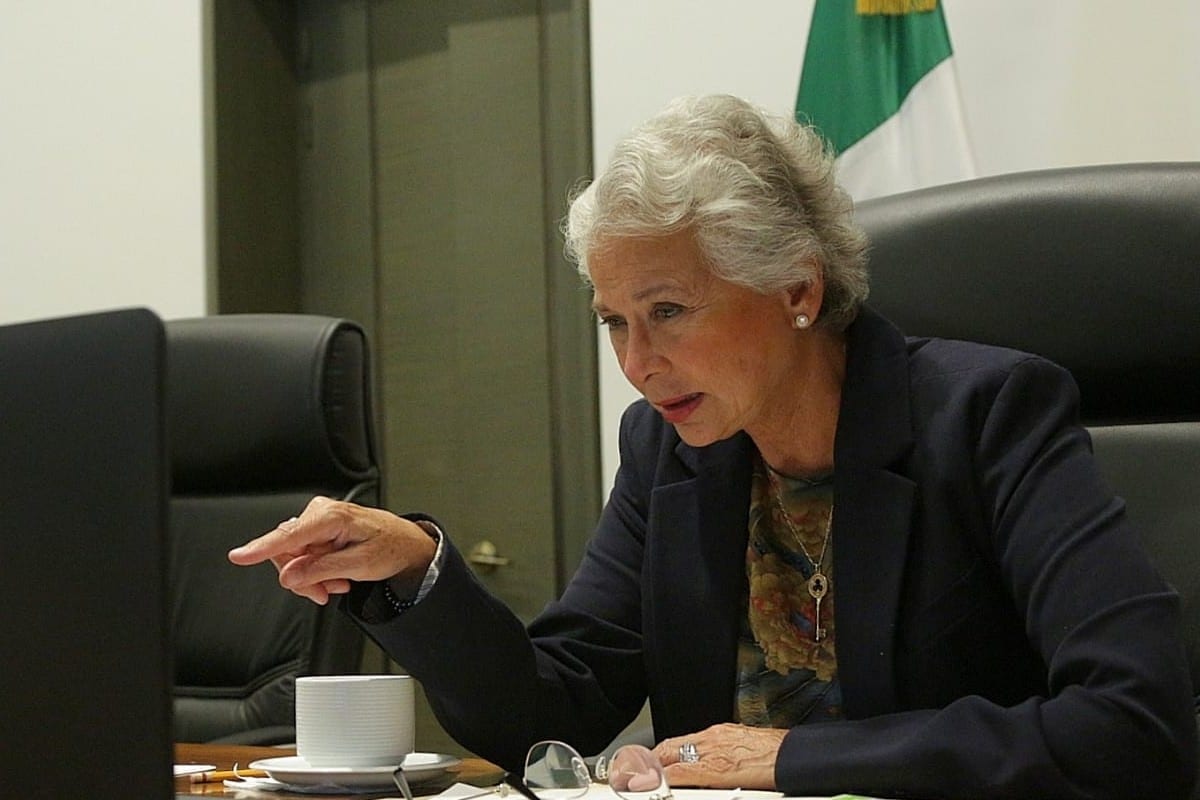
[172,763,216,777]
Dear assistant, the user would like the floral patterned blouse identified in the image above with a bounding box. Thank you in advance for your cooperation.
[735,456,843,726]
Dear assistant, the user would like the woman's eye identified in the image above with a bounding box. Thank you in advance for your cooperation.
[653,304,683,320]
[598,315,626,329]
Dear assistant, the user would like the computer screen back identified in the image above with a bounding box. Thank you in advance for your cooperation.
[0,308,173,799]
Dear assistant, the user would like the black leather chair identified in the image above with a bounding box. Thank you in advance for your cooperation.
[855,162,1200,794]
[166,314,381,744]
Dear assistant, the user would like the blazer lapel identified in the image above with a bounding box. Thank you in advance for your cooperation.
[645,433,753,737]
[832,308,917,718]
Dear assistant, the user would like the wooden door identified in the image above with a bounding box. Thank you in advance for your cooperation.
[296,0,599,757]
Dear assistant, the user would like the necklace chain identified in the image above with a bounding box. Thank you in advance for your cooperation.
[769,471,834,642]
[769,473,833,573]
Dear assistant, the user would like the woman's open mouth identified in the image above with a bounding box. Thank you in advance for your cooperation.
[656,393,703,424]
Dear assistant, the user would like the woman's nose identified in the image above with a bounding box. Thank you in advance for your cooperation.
[619,326,665,387]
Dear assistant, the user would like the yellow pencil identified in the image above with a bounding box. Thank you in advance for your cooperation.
[188,768,270,783]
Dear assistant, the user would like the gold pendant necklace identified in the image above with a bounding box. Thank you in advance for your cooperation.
[770,474,833,642]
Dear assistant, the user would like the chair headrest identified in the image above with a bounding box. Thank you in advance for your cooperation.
[855,162,1200,424]
[166,314,376,493]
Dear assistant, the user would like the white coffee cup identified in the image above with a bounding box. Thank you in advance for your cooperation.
[295,674,415,767]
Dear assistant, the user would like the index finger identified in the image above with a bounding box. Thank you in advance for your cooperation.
[227,516,303,565]
[229,505,339,566]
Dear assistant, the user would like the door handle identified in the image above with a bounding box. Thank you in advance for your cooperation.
[467,540,511,573]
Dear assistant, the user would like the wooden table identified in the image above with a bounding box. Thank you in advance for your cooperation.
[174,743,504,798]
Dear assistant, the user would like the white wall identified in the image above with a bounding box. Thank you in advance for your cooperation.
[0,3,208,326]
[589,0,1200,493]
[3,2,1197,492]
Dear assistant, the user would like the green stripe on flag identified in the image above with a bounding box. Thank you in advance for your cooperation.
[796,0,954,155]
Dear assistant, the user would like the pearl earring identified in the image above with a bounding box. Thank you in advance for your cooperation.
[794,313,811,329]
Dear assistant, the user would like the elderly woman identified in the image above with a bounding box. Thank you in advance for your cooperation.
[230,94,1196,799]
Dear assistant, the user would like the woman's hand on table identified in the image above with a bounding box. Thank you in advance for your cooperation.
[227,496,436,606]
[653,723,786,790]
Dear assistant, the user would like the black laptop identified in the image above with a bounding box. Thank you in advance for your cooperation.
[0,308,173,799]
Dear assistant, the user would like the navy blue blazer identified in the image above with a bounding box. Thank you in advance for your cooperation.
[350,308,1196,799]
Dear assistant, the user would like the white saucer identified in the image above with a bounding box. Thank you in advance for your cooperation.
[249,753,461,789]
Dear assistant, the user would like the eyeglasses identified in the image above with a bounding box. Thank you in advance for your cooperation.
[394,740,672,800]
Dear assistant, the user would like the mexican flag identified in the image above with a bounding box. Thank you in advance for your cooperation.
[795,0,976,201]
